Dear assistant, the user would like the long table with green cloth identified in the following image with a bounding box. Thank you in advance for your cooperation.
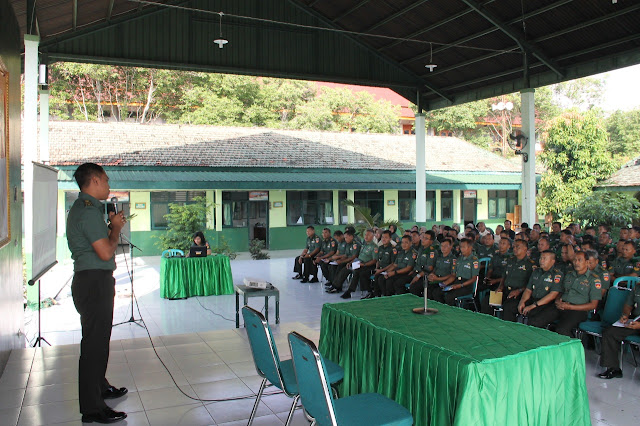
[160,256,234,299]
[319,294,590,426]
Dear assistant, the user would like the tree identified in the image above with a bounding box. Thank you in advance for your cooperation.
[553,76,607,111]
[565,191,640,227]
[156,196,209,252]
[536,112,617,222]
[606,108,640,164]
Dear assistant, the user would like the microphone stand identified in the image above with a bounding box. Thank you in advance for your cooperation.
[113,232,145,329]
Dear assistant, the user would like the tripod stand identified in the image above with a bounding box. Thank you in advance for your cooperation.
[113,234,145,329]
[28,261,58,347]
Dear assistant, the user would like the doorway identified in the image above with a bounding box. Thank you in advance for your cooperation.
[461,195,476,227]
[248,201,269,248]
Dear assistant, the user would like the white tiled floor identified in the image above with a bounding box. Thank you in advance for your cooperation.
[4,252,640,425]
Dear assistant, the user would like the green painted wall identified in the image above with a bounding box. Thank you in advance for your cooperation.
[220,228,250,252]
[269,224,347,251]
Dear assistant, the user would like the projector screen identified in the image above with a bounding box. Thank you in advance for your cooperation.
[32,163,58,281]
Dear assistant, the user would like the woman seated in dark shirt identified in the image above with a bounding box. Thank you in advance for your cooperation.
[187,231,212,257]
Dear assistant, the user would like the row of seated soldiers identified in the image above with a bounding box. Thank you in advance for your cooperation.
[292,223,640,339]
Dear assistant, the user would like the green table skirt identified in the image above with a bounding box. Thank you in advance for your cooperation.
[319,294,590,426]
[160,256,234,298]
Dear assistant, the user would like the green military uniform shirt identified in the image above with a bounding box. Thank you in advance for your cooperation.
[626,285,640,317]
[321,237,338,256]
[66,192,115,272]
[358,241,377,263]
[503,256,535,290]
[529,246,541,266]
[432,252,456,278]
[455,254,480,280]
[344,240,361,259]
[491,252,512,278]
[306,234,322,253]
[411,243,422,254]
[611,257,640,277]
[562,271,603,304]
[476,243,499,260]
[592,264,612,291]
[377,244,397,269]
[336,240,348,256]
[415,245,438,274]
[390,232,401,245]
[599,244,617,268]
[395,248,417,271]
[527,267,563,300]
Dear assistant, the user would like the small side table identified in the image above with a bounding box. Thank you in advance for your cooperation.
[235,284,280,328]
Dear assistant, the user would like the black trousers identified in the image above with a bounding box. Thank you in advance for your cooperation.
[429,285,446,303]
[374,274,395,296]
[502,295,523,322]
[319,261,331,281]
[556,309,588,337]
[390,274,414,295]
[444,283,473,306]
[601,326,640,368]
[71,269,115,415]
[518,299,560,328]
[408,279,426,297]
[331,264,350,290]
[293,256,317,279]
[329,263,347,284]
[345,266,375,293]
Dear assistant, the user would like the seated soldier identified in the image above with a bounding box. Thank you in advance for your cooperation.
[481,239,534,319]
[554,251,602,337]
[556,243,576,275]
[598,232,616,269]
[324,230,347,289]
[293,226,321,282]
[481,237,512,294]
[372,230,397,297]
[514,250,563,328]
[609,240,640,280]
[408,231,438,296]
[598,283,640,379]
[327,230,361,293]
[427,238,457,303]
[619,226,631,242]
[341,229,378,299]
[410,230,422,253]
[440,238,479,306]
[476,233,499,259]
[389,236,417,295]
[311,228,337,284]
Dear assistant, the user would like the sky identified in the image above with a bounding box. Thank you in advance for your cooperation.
[599,63,640,112]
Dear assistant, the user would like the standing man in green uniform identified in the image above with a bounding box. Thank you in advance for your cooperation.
[441,238,479,306]
[293,226,321,282]
[482,239,534,319]
[598,283,640,379]
[426,238,457,302]
[389,236,418,295]
[555,251,602,336]
[312,228,337,284]
[372,230,397,297]
[327,230,361,293]
[66,163,127,424]
[408,231,438,296]
[515,251,563,328]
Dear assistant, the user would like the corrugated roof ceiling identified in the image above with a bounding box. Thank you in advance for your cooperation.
[9,0,640,111]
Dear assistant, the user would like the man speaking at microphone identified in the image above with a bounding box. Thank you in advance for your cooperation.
[66,163,128,423]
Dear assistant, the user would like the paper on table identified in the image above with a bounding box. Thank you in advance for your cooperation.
[613,315,640,328]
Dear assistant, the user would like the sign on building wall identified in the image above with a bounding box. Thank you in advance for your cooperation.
[463,190,477,199]
[249,191,268,201]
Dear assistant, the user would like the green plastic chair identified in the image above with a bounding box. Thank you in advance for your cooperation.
[161,249,184,258]
[613,276,639,290]
[623,334,640,367]
[242,306,344,426]
[578,286,632,340]
[288,331,413,426]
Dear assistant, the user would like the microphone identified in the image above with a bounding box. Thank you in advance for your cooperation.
[111,197,118,214]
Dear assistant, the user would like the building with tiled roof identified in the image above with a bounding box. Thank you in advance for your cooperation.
[598,157,640,192]
[48,121,527,254]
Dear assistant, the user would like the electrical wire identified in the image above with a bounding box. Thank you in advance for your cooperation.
[128,0,520,55]
[195,296,235,323]
[116,242,284,403]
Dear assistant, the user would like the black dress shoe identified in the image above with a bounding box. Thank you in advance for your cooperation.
[328,288,340,293]
[292,274,302,280]
[102,386,128,399]
[361,293,373,299]
[82,407,127,424]
[340,292,352,299]
[597,368,623,379]
[301,278,309,283]
[309,277,319,283]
